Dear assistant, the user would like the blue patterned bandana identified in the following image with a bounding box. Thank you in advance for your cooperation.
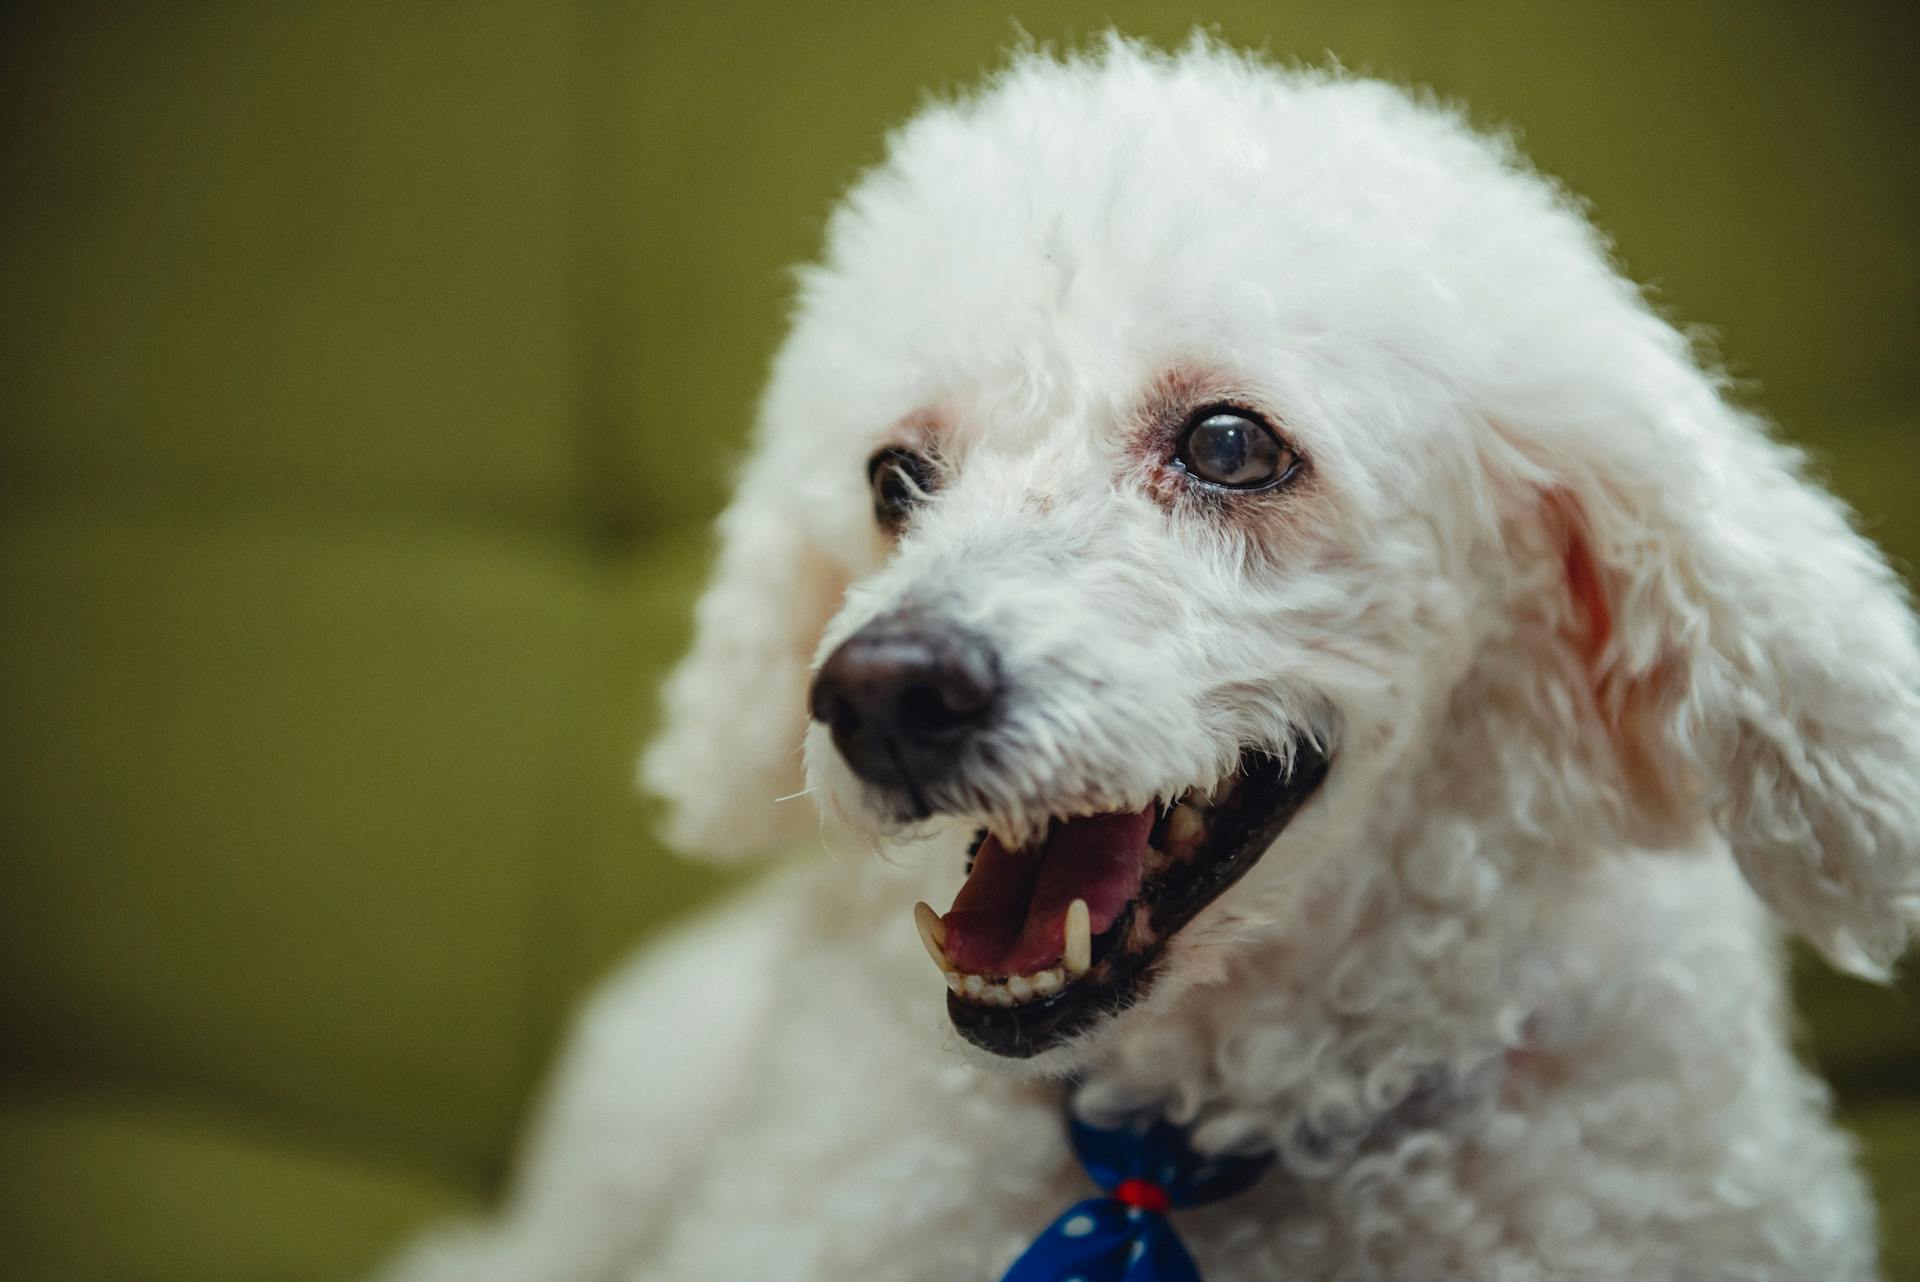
[999,1095,1276,1282]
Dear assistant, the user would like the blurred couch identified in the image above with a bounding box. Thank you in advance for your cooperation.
[1,3,1914,1279]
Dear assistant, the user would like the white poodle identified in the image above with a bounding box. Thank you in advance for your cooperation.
[381,35,1920,1282]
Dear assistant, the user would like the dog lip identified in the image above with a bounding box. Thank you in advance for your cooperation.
[944,741,1332,1058]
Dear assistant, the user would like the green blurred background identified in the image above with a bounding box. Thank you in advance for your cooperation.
[0,3,1914,1279]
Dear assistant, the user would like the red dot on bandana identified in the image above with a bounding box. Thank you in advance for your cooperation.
[1113,1178,1170,1214]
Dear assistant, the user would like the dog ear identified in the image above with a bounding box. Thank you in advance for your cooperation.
[640,434,855,860]
[1523,379,1920,978]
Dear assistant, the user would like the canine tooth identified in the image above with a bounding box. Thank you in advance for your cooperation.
[913,901,952,974]
[913,900,946,947]
[945,974,964,993]
[1034,969,1063,994]
[1007,974,1033,1000]
[1167,803,1205,848]
[1065,898,1092,975]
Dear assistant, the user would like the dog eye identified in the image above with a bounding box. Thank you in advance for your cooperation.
[1173,410,1296,489]
[867,447,938,531]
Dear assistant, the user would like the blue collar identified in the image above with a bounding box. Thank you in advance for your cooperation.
[999,1091,1275,1282]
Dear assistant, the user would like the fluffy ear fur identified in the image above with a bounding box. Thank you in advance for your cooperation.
[641,433,855,860]
[1520,366,1920,978]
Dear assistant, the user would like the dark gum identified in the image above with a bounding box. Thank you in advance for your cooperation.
[963,827,986,876]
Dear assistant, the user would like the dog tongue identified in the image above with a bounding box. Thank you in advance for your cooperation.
[941,805,1154,975]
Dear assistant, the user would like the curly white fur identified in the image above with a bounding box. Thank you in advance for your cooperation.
[380,34,1920,1282]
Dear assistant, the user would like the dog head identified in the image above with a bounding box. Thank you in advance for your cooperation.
[645,37,1920,1062]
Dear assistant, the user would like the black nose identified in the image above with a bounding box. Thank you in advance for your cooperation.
[808,620,1000,801]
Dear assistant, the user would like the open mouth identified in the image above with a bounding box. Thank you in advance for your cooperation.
[912,743,1331,1057]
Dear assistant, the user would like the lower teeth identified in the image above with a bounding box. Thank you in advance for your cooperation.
[949,965,1068,1005]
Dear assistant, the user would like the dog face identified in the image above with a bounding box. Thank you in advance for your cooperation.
[802,378,1358,1057]
[646,38,1920,1064]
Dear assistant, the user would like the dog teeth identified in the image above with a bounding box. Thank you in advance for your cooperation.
[945,966,1067,1006]
[1166,803,1205,849]
[917,899,1075,1005]
[913,901,953,975]
[1064,898,1092,976]
[923,892,1093,1004]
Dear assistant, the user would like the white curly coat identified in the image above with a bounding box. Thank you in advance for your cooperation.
[382,36,1920,1282]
